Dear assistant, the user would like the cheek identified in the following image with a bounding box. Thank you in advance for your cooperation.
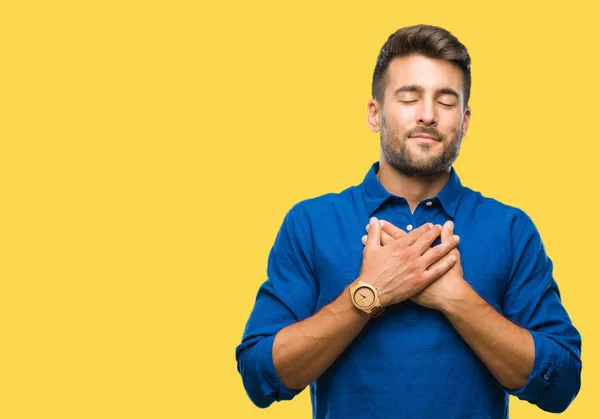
[384,113,413,134]
[440,115,464,135]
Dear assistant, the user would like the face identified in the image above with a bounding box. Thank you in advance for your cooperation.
[368,55,471,176]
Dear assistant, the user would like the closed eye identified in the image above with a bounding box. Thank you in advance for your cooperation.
[401,100,417,104]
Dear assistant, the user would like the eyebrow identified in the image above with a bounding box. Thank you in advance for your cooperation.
[393,85,460,100]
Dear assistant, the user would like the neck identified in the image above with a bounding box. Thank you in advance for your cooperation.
[376,158,451,213]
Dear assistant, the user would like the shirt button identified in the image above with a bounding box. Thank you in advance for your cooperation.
[543,373,550,381]
[426,201,433,207]
[406,224,413,231]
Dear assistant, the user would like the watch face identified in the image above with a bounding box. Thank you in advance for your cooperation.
[353,286,375,308]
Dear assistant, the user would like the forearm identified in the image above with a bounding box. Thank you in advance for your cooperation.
[273,280,370,390]
[442,285,534,390]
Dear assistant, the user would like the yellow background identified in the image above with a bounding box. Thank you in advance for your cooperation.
[1,1,597,418]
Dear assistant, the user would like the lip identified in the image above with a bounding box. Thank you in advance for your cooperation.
[411,135,440,141]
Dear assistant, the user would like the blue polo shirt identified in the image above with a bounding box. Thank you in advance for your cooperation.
[236,162,582,418]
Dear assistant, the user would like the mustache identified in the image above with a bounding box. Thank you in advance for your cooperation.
[406,127,444,141]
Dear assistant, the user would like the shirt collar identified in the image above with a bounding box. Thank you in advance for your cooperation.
[361,161,464,218]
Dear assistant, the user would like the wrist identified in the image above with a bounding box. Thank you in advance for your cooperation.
[358,276,392,307]
[330,282,370,321]
[440,280,476,317]
[350,278,385,318]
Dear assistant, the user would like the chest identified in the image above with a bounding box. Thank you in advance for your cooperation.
[312,209,511,314]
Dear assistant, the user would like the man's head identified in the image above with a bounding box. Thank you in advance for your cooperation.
[367,25,472,177]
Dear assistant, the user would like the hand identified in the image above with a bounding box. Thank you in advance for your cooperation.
[358,217,459,307]
[410,220,468,311]
[363,219,467,311]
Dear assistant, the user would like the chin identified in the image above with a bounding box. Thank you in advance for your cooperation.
[396,156,451,176]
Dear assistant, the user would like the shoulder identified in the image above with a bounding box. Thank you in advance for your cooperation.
[460,186,532,226]
[287,185,360,221]
[273,186,359,251]
[461,187,529,219]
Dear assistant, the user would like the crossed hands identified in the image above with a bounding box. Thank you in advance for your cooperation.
[358,217,468,312]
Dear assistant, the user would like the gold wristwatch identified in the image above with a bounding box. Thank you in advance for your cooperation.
[349,280,384,318]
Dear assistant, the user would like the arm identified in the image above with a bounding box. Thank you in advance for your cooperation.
[235,205,320,408]
[272,280,369,390]
[499,214,582,413]
[273,219,458,390]
[237,214,457,408]
[381,217,582,413]
[383,221,534,389]
[440,283,535,390]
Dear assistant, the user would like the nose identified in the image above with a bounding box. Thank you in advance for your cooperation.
[417,99,437,126]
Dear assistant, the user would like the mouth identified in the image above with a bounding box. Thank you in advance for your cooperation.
[411,135,440,142]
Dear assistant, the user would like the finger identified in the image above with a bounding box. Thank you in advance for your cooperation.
[361,230,394,246]
[364,217,382,251]
[381,230,394,246]
[423,253,458,283]
[396,222,434,247]
[421,233,460,267]
[381,220,407,240]
[365,219,386,233]
[365,220,400,246]
[412,224,443,254]
[441,220,454,243]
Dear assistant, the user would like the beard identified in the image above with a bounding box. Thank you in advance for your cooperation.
[380,116,463,177]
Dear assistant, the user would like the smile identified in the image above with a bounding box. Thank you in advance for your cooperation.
[411,135,440,142]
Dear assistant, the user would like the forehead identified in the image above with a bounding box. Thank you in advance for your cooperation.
[384,55,464,97]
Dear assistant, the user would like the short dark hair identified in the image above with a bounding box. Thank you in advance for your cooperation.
[371,24,471,107]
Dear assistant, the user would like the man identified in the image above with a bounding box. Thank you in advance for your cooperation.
[235,24,582,418]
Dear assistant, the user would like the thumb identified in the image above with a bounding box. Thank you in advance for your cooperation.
[365,217,382,251]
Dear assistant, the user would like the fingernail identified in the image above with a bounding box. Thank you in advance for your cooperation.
[366,224,370,231]
[436,224,442,230]
[361,235,367,243]
[453,235,460,242]
[450,255,457,262]
[448,221,454,231]
[380,220,385,227]
[427,223,434,229]
[370,217,377,225]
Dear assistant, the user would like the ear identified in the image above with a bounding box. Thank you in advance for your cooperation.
[367,99,381,133]
[461,106,472,138]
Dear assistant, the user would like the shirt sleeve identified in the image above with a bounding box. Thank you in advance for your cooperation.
[235,204,318,408]
[502,213,582,413]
